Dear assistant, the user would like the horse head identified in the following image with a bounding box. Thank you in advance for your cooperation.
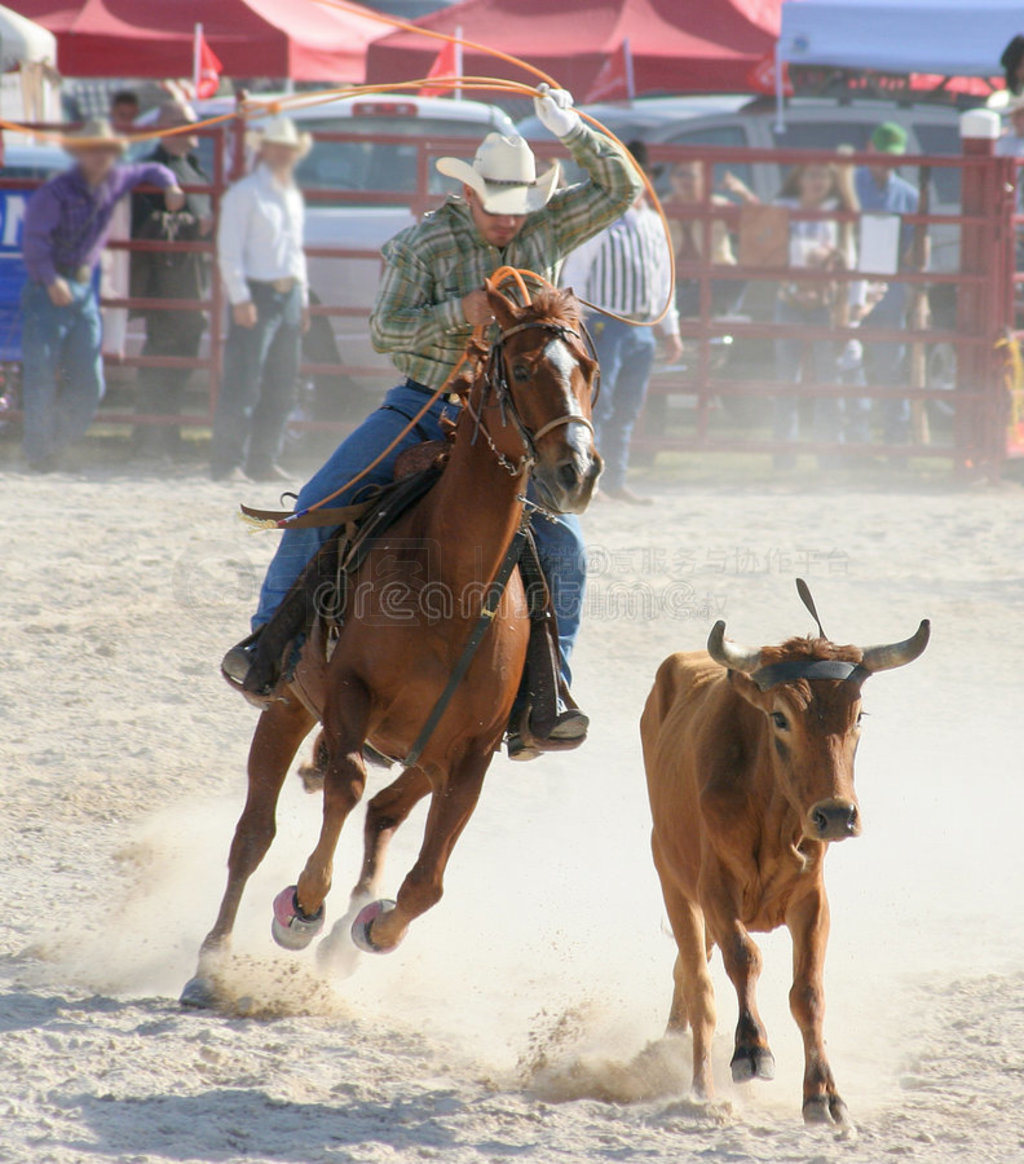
[481,279,602,514]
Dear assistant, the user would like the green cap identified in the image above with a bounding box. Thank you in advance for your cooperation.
[870,122,908,155]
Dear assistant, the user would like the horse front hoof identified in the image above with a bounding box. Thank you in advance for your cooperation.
[803,1092,853,1128]
[731,1045,776,1083]
[351,898,399,954]
[271,885,325,951]
[180,975,218,1009]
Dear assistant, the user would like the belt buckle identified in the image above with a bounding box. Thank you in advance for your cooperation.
[272,277,294,294]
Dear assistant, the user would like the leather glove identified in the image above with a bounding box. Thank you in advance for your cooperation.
[533,83,581,139]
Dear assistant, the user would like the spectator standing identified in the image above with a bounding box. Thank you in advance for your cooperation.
[108,90,139,134]
[665,160,740,318]
[995,99,1024,270]
[1001,36,1024,95]
[772,160,862,469]
[20,119,183,472]
[101,90,139,360]
[561,142,682,504]
[854,122,924,447]
[210,117,311,483]
[131,101,213,458]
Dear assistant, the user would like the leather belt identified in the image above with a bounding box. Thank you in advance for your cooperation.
[57,264,91,283]
[404,378,462,406]
[250,277,297,294]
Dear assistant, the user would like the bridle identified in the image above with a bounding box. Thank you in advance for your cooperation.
[464,318,600,480]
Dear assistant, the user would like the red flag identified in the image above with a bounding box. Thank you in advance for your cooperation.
[748,54,793,97]
[420,36,462,99]
[193,24,222,100]
[585,38,636,104]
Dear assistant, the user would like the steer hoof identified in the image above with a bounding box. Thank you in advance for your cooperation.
[351,898,399,954]
[271,885,325,951]
[730,1045,776,1083]
[180,975,219,1010]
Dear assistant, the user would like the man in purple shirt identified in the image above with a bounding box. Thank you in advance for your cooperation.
[20,118,184,471]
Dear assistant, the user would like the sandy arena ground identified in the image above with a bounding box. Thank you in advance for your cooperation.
[2,456,1023,1164]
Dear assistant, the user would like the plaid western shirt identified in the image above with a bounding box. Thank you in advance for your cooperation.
[369,123,643,390]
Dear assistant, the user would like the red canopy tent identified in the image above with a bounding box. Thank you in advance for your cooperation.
[366,0,782,97]
[15,0,387,81]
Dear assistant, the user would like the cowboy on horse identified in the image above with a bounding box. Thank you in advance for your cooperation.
[222,84,643,759]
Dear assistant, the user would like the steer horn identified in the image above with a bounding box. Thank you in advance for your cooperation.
[859,619,931,672]
[707,620,762,674]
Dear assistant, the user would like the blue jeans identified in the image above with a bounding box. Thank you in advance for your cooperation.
[20,280,104,465]
[773,298,842,450]
[772,298,873,465]
[860,283,911,444]
[211,282,302,477]
[253,381,586,687]
[590,317,656,492]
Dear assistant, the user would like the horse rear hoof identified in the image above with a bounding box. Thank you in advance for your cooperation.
[271,885,325,951]
[351,898,399,954]
[180,975,218,1009]
[731,1045,776,1083]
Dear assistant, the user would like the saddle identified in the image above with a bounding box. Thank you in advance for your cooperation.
[237,448,566,743]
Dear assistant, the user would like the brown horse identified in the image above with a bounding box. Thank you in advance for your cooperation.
[181,280,600,1005]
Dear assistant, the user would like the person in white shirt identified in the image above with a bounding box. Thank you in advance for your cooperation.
[560,142,681,504]
[771,160,863,469]
[995,97,1024,271]
[211,117,311,482]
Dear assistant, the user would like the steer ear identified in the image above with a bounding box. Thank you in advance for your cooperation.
[725,667,773,710]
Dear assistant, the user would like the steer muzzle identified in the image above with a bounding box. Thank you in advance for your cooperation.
[807,798,862,842]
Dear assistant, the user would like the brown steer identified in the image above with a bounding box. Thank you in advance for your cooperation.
[641,584,929,1126]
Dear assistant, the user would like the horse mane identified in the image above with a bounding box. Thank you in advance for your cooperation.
[758,636,864,667]
[512,286,583,331]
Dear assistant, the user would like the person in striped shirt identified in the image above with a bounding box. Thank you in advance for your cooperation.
[560,142,682,504]
[222,85,642,759]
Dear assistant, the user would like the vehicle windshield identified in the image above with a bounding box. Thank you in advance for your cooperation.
[297,117,495,197]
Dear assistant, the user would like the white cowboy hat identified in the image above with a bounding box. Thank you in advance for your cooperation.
[247,116,313,158]
[436,133,560,215]
[63,117,127,154]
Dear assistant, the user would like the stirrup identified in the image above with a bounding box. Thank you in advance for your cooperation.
[220,630,282,710]
[509,704,589,758]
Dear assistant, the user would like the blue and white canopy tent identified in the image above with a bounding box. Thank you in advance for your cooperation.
[776,0,1024,126]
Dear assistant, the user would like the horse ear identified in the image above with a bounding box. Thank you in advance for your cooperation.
[484,278,519,328]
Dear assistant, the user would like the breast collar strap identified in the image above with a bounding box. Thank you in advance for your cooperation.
[750,659,868,691]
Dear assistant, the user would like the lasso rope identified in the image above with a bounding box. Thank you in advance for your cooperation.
[5,0,678,521]
[1,1,675,327]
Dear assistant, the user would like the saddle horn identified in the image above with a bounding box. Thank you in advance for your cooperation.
[795,577,827,640]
